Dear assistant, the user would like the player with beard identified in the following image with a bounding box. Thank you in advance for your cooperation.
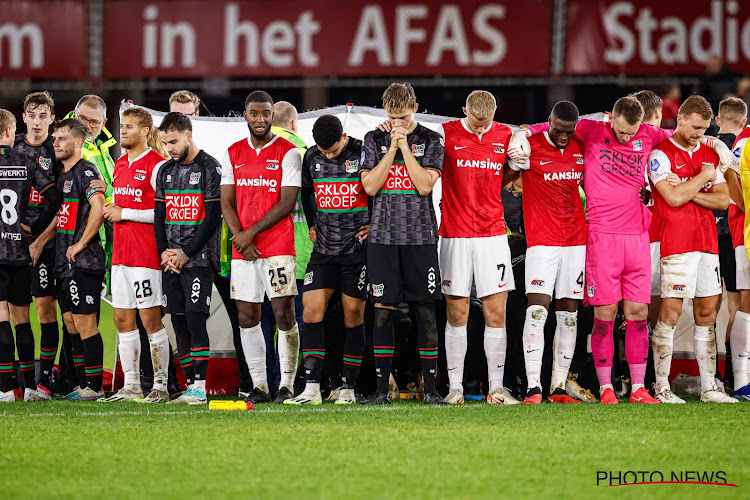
[14,92,62,399]
[98,107,171,403]
[155,112,222,405]
[221,91,301,404]
[0,109,61,402]
[44,119,106,401]
[648,95,737,403]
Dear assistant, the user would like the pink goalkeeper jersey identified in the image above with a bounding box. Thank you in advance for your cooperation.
[529,119,672,234]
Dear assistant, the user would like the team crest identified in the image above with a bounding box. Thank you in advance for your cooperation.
[266,159,280,170]
[493,143,505,154]
[134,172,146,181]
[587,285,595,297]
[189,172,201,185]
[372,283,384,297]
[411,144,425,156]
[304,271,313,285]
[576,158,584,164]
[633,139,642,151]
[345,159,359,173]
[63,180,73,193]
[38,157,51,170]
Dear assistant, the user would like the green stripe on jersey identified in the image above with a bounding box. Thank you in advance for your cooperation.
[166,221,201,225]
[313,178,359,183]
[318,207,368,213]
[165,189,204,194]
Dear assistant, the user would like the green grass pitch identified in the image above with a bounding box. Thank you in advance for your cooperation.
[1,398,748,499]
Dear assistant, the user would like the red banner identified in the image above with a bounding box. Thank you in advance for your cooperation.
[102,0,551,79]
[0,1,87,79]
[566,0,750,74]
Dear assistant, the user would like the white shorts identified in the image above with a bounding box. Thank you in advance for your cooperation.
[525,245,585,299]
[230,255,298,303]
[650,241,661,297]
[736,245,750,291]
[660,252,722,299]
[439,235,515,298]
[110,265,163,309]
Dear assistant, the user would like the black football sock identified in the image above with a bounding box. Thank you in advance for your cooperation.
[414,302,439,395]
[372,308,395,395]
[70,334,86,388]
[15,323,36,390]
[82,334,104,392]
[38,322,59,388]
[187,312,210,384]
[301,321,325,384]
[342,323,365,390]
[171,314,194,385]
[0,321,14,392]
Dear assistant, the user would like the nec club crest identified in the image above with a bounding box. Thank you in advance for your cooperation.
[189,172,201,185]
[411,144,425,156]
[63,180,73,193]
[38,156,51,170]
[345,159,359,173]
[633,140,643,151]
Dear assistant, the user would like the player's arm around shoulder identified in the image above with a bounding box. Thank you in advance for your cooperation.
[401,129,442,196]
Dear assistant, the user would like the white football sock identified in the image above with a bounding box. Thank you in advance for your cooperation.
[652,320,675,391]
[278,324,300,389]
[240,324,268,394]
[731,311,750,390]
[301,382,321,397]
[118,329,140,388]
[193,379,206,392]
[444,322,468,391]
[484,326,507,393]
[148,328,170,392]
[694,324,718,392]
[522,306,547,390]
[551,310,577,391]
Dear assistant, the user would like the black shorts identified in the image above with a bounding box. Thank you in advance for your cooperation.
[32,247,57,298]
[719,234,736,293]
[303,247,368,300]
[58,270,104,315]
[163,266,214,315]
[0,265,32,306]
[367,243,440,304]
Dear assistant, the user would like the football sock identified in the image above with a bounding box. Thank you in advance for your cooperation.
[551,311,577,391]
[15,323,36,390]
[484,326,507,393]
[117,329,140,388]
[71,334,86,388]
[625,319,649,390]
[148,328,170,392]
[372,307,395,395]
[38,321,59,388]
[522,305,547,390]
[444,322,467,392]
[652,320,675,391]
[414,302,438,395]
[694,325,718,392]
[731,311,750,390]
[0,321,13,392]
[278,323,300,389]
[240,324,268,394]
[342,323,365,390]
[171,314,194,385]
[301,321,325,384]
[82,334,104,392]
[591,318,614,391]
[187,312,210,384]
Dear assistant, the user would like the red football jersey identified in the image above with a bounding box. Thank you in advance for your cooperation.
[439,119,511,238]
[648,206,661,243]
[512,132,586,248]
[648,138,723,257]
[112,148,163,269]
[223,136,300,259]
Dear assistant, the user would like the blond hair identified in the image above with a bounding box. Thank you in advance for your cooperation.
[382,82,416,113]
[121,106,168,159]
[0,109,15,133]
[466,90,497,121]
[169,90,200,114]
[718,96,747,126]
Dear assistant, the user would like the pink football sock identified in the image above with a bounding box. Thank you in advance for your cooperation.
[625,319,649,387]
[591,318,615,387]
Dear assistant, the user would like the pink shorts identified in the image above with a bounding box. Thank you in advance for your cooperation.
[585,231,651,306]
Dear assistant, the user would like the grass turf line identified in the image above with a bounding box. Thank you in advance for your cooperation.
[1,399,749,499]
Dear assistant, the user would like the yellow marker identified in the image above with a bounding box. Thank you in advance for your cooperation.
[209,400,253,411]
